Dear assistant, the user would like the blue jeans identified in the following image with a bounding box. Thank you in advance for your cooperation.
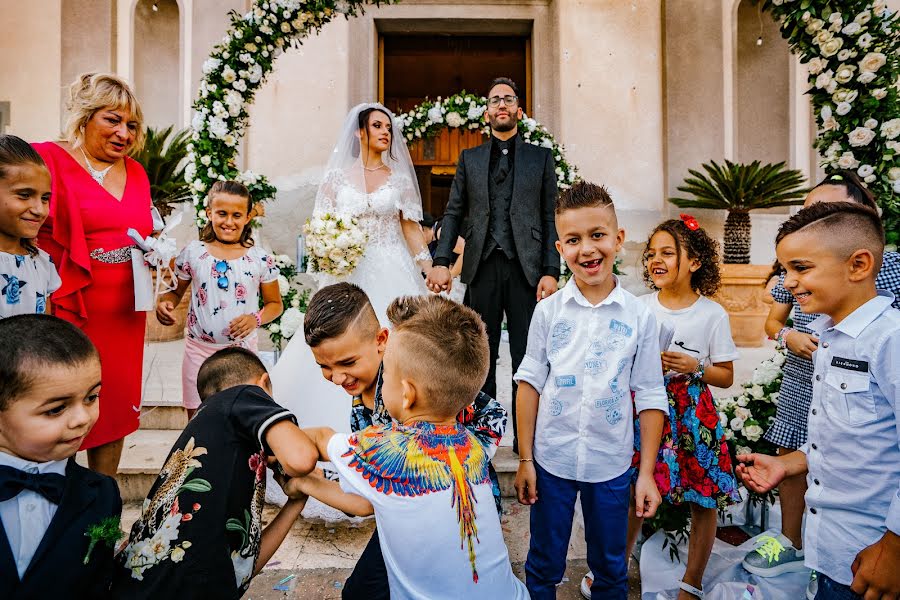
[524,462,631,600]
[815,574,862,600]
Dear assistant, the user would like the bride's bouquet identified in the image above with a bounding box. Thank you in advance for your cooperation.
[303,212,367,277]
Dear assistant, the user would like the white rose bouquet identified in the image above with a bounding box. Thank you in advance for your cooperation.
[303,213,368,277]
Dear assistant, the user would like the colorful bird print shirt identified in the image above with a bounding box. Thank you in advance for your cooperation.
[0,250,60,318]
[327,422,529,600]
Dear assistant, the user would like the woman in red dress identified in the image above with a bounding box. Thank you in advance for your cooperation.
[35,73,153,476]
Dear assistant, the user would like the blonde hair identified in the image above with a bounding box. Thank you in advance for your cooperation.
[64,73,146,154]
[387,296,489,417]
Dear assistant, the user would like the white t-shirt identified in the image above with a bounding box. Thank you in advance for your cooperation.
[0,250,61,318]
[638,292,740,366]
[327,427,528,600]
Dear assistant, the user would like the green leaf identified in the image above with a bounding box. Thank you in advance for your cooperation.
[178,478,212,493]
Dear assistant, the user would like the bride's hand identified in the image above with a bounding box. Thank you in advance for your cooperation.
[426,265,452,293]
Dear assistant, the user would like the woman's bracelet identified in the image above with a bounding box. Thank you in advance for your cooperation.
[776,326,792,347]
[519,458,534,463]
[254,311,263,327]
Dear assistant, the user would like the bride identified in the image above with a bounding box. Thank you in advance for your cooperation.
[270,103,432,432]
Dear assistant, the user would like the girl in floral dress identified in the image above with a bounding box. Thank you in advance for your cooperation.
[0,135,61,318]
[156,181,282,418]
[630,215,741,600]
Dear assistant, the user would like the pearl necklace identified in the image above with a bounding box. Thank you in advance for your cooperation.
[80,148,115,186]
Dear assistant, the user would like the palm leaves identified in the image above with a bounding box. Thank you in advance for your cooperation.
[670,160,808,263]
[134,126,193,218]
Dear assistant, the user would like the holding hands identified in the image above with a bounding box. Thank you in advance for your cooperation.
[156,298,178,326]
[426,265,452,293]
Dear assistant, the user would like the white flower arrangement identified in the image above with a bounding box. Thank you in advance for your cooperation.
[396,91,579,191]
[258,252,308,348]
[303,213,368,277]
[760,0,899,246]
[187,0,400,228]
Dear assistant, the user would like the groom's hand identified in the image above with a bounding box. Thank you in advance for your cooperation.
[426,265,452,293]
[536,276,558,301]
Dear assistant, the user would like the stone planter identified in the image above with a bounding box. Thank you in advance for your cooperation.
[713,264,770,348]
[145,274,189,343]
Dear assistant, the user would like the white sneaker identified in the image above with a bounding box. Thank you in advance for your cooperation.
[806,570,818,600]
[580,572,592,599]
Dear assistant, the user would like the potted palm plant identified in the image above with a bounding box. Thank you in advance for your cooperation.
[134,126,193,342]
[670,160,807,346]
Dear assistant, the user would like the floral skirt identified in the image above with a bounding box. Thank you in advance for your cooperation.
[632,374,741,509]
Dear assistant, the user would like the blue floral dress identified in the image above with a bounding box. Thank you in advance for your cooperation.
[0,250,61,318]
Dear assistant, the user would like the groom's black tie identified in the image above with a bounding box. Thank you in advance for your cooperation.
[494,141,510,184]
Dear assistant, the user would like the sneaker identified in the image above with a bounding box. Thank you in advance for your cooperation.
[742,534,807,577]
[580,572,592,599]
[806,570,818,600]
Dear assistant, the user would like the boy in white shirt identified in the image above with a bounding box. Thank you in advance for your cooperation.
[738,201,900,600]
[285,295,528,600]
[514,181,667,599]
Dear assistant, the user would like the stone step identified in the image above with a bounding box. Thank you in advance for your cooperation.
[139,402,188,430]
[84,430,521,503]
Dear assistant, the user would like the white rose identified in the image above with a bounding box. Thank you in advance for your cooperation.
[815,30,834,45]
[865,118,879,129]
[855,10,872,25]
[281,21,291,33]
[894,180,900,194]
[743,424,764,442]
[222,66,236,83]
[857,164,875,178]
[837,151,860,169]
[871,88,888,99]
[736,395,749,407]
[200,155,211,167]
[233,79,247,92]
[223,134,236,147]
[736,406,752,421]
[202,57,221,74]
[859,52,887,73]
[730,417,745,431]
[841,22,862,36]
[837,49,853,61]
[888,167,900,181]
[770,392,779,404]
[881,118,900,140]
[750,385,765,399]
[445,111,464,128]
[835,64,856,83]
[857,32,874,49]
[815,70,834,89]
[857,71,877,84]
[848,127,876,147]
[820,37,843,58]
[806,18,824,33]
[889,141,900,152]
[808,57,828,75]
[821,116,840,132]
[269,323,280,334]
[207,117,227,138]
[773,351,786,366]
[864,174,876,183]
[279,307,304,339]
[829,12,843,24]
[836,101,852,116]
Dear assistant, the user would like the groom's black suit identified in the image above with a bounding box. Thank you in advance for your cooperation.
[435,133,559,446]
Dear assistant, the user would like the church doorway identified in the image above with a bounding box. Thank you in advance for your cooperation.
[378,32,530,219]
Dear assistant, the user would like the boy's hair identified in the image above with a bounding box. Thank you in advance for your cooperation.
[386,295,489,416]
[814,170,878,211]
[0,134,49,256]
[196,347,269,401]
[0,314,99,411]
[555,180,615,215]
[776,201,885,270]
[199,180,255,248]
[303,282,380,347]
[643,217,722,296]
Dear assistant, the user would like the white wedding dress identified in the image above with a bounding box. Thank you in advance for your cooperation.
[270,169,428,432]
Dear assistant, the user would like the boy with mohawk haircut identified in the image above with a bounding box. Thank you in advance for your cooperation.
[284,295,528,599]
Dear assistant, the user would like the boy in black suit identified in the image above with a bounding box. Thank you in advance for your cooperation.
[0,314,122,599]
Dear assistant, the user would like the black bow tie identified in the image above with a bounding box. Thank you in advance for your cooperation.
[0,465,66,504]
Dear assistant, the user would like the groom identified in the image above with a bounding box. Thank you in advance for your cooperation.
[427,77,559,452]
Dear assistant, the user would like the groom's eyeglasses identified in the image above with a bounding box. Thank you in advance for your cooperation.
[487,95,518,108]
[214,260,230,290]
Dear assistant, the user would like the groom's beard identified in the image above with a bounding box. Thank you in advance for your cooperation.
[488,113,517,133]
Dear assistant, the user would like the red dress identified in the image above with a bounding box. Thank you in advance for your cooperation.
[34,142,152,449]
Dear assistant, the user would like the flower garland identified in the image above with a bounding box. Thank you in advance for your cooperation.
[185,0,393,228]
[260,253,309,348]
[396,92,579,190]
[759,0,900,244]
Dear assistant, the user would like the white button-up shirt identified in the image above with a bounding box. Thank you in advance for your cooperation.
[0,452,67,579]
[802,291,900,585]
[514,278,668,483]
